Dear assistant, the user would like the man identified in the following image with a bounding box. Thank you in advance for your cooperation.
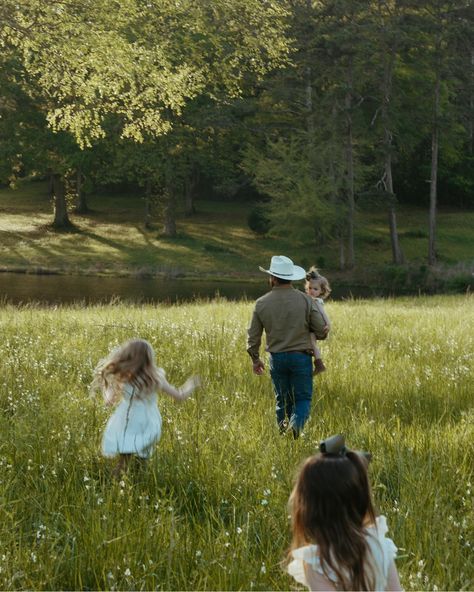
[247,255,329,437]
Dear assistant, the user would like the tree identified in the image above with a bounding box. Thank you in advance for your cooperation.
[402,0,472,264]
[367,0,407,265]
[1,0,291,234]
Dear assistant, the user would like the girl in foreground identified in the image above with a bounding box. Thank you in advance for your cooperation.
[91,339,200,475]
[287,436,403,591]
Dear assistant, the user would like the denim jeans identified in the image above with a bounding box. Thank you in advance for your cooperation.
[269,351,313,437]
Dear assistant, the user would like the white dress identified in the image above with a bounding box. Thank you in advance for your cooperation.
[287,516,398,591]
[102,382,162,459]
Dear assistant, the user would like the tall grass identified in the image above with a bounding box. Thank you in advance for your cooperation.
[0,295,472,590]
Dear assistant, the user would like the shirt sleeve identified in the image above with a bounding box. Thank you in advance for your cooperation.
[247,306,263,361]
[287,545,338,590]
[309,300,329,340]
[315,299,331,328]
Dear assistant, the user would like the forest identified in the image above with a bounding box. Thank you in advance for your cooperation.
[1,0,473,271]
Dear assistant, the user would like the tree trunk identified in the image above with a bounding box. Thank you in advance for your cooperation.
[52,173,72,228]
[469,48,473,156]
[144,179,153,228]
[75,169,89,214]
[385,149,403,264]
[184,166,198,216]
[428,52,441,266]
[345,59,355,269]
[162,188,177,237]
[382,51,403,265]
[339,235,346,271]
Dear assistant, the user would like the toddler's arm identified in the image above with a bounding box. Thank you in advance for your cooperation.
[160,375,201,401]
[310,333,321,358]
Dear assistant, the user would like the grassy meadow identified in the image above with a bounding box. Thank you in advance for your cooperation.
[0,295,473,591]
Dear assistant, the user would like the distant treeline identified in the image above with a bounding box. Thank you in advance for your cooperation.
[1,0,473,267]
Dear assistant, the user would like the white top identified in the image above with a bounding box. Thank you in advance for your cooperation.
[287,516,397,591]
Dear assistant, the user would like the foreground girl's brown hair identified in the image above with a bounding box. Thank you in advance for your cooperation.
[289,451,377,591]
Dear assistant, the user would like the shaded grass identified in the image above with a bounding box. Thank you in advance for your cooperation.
[0,295,473,590]
[0,181,473,278]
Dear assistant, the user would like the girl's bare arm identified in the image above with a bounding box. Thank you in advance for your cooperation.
[160,376,201,401]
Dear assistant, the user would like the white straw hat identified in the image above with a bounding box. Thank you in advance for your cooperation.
[259,255,306,281]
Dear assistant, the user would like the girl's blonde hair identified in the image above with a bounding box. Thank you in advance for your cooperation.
[90,339,163,403]
[305,266,332,299]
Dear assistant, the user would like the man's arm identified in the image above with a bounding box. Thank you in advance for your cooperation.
[247,307,263,364]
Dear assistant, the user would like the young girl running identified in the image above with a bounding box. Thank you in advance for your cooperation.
[91,338,200,475]
[286,435,402,591]
[305,267,331,374]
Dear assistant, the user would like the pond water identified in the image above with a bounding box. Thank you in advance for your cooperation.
[0,272,398,305]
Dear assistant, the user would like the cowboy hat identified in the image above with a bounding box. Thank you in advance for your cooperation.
[259,255,306,281]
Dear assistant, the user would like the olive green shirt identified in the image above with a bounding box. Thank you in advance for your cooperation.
[247,285,328,362]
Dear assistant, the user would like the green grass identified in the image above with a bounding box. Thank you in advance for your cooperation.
[0,295,472,590]
[0,181,473,279]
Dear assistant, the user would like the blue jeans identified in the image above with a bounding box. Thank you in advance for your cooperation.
[269,351,313,437]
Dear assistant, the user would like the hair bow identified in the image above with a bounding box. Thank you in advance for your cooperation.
[319,434,372,462]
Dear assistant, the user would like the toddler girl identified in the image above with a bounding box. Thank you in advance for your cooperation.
[286,435,402,591]
[91,338,200,475]
[305,267,331,374]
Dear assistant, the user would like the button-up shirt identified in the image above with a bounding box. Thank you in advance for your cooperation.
[247,285,328,361]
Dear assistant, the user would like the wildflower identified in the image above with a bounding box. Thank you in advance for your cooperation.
[124,568,131,577]
[236,527,243,534]
[260,563,266,574]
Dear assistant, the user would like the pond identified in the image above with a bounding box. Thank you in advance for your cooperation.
[0,272,399,305]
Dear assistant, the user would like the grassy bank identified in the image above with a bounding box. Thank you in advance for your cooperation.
[0,295,472,590]
[0,182,473,290]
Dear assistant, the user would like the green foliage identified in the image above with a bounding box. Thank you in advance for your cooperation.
[247,204,271,236]
[243,137,341,244]
[3,0,290,147]
[0,296,472,590]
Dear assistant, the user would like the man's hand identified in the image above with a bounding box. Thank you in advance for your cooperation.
[252,359,265,375]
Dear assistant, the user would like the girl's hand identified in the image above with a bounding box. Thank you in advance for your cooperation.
[181,375,201,398]
[188,375,201,389]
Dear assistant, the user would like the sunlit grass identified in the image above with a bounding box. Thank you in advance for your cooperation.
[0,295,472,590]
